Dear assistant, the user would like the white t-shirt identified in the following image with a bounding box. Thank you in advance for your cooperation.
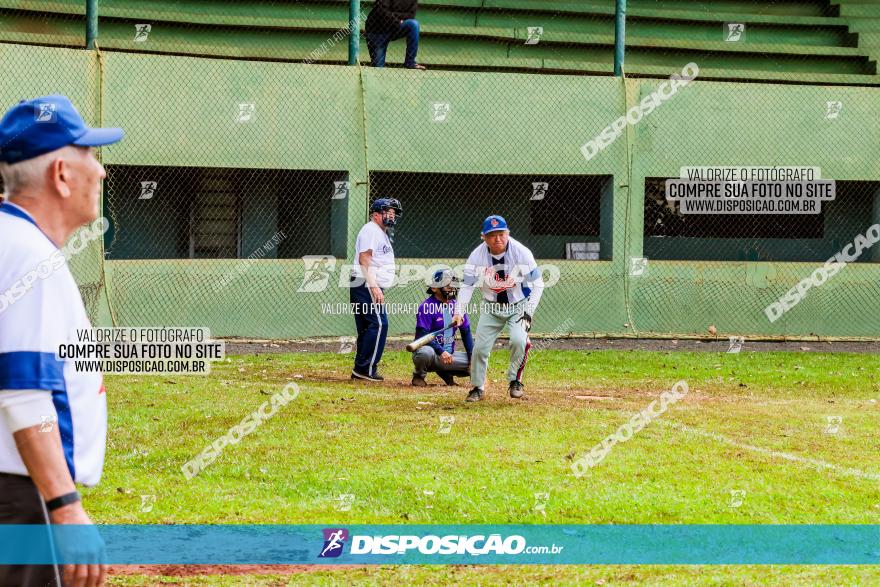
[0,202,107,486]
[351,221,396,289]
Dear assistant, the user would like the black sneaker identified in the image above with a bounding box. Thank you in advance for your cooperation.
[465,387,484,402]
[439,372,457,386]
[370,372,385,381]
[508,380,525,399]
[351,369,382,382]
[411,375,427,387]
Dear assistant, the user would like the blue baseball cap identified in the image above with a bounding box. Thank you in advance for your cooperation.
[481,214,509,235]
[0,94,124,164]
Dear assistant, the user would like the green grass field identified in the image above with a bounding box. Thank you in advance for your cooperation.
[91,347,880,585]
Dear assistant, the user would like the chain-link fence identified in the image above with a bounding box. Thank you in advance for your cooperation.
[2,0,880,339]
[104,166,347,260]
[368,173,609,260]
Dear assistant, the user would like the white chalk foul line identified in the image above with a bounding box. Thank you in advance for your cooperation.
[662,420,880,482]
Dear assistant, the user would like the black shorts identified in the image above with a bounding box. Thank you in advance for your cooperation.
[0,472,62,586]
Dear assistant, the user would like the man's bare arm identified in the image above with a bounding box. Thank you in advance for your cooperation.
[10,407,105,587]
[13,424,76,503]
[358,250,385,304]
[358,250,378,289]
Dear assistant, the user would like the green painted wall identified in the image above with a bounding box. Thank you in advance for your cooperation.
[0,43,114,326]
[3,44,880,338]
[626,76,880,337]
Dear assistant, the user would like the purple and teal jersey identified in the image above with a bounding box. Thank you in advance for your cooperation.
[415,297,469,353]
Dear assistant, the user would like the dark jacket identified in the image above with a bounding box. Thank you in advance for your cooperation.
[365,0,418,34]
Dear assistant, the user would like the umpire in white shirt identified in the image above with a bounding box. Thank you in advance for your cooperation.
[349,198,402,382]
[0,95,123,587]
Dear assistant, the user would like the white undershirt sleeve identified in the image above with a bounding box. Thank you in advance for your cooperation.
[456,252,482,316]
[456,284,475,316]
[522,247,545,315]
[0,390,57,433]
[525,270,545,315]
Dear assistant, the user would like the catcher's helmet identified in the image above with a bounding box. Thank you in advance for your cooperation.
[370,198,403,227]
[427,268,460,298]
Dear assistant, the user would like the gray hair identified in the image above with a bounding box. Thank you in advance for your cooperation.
[0,146,77,196]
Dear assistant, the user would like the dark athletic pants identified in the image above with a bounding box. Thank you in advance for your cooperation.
[0,472,62,586]
[350,281,388,376]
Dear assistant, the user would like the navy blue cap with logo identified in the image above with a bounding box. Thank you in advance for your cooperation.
[0,94,124,164]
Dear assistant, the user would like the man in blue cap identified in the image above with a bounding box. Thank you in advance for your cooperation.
[0,94,123,587]
[453,215,545,402]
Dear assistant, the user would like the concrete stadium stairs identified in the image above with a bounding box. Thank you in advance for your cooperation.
[835,0,880,70]
[0,0,878,84]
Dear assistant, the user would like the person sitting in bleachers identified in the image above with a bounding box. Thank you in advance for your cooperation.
[365,0,426,70]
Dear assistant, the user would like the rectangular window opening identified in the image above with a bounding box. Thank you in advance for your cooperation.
[103,165,347,260]
[643,177,880,262]
[368,171,612,259]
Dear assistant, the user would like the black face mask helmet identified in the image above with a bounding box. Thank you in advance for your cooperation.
[370,198,403,227]
[427,268,460,301]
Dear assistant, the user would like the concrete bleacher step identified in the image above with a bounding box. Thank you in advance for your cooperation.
[443,0,834,18]
[4,0,852,40]
[1,0,878,83]
[833,1,880,75]
[838,3,880,17]
[542,58,880,84]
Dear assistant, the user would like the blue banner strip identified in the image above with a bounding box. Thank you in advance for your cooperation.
[0,525,877,565]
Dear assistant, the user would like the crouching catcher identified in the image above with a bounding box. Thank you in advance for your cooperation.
[411,269,473,386]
